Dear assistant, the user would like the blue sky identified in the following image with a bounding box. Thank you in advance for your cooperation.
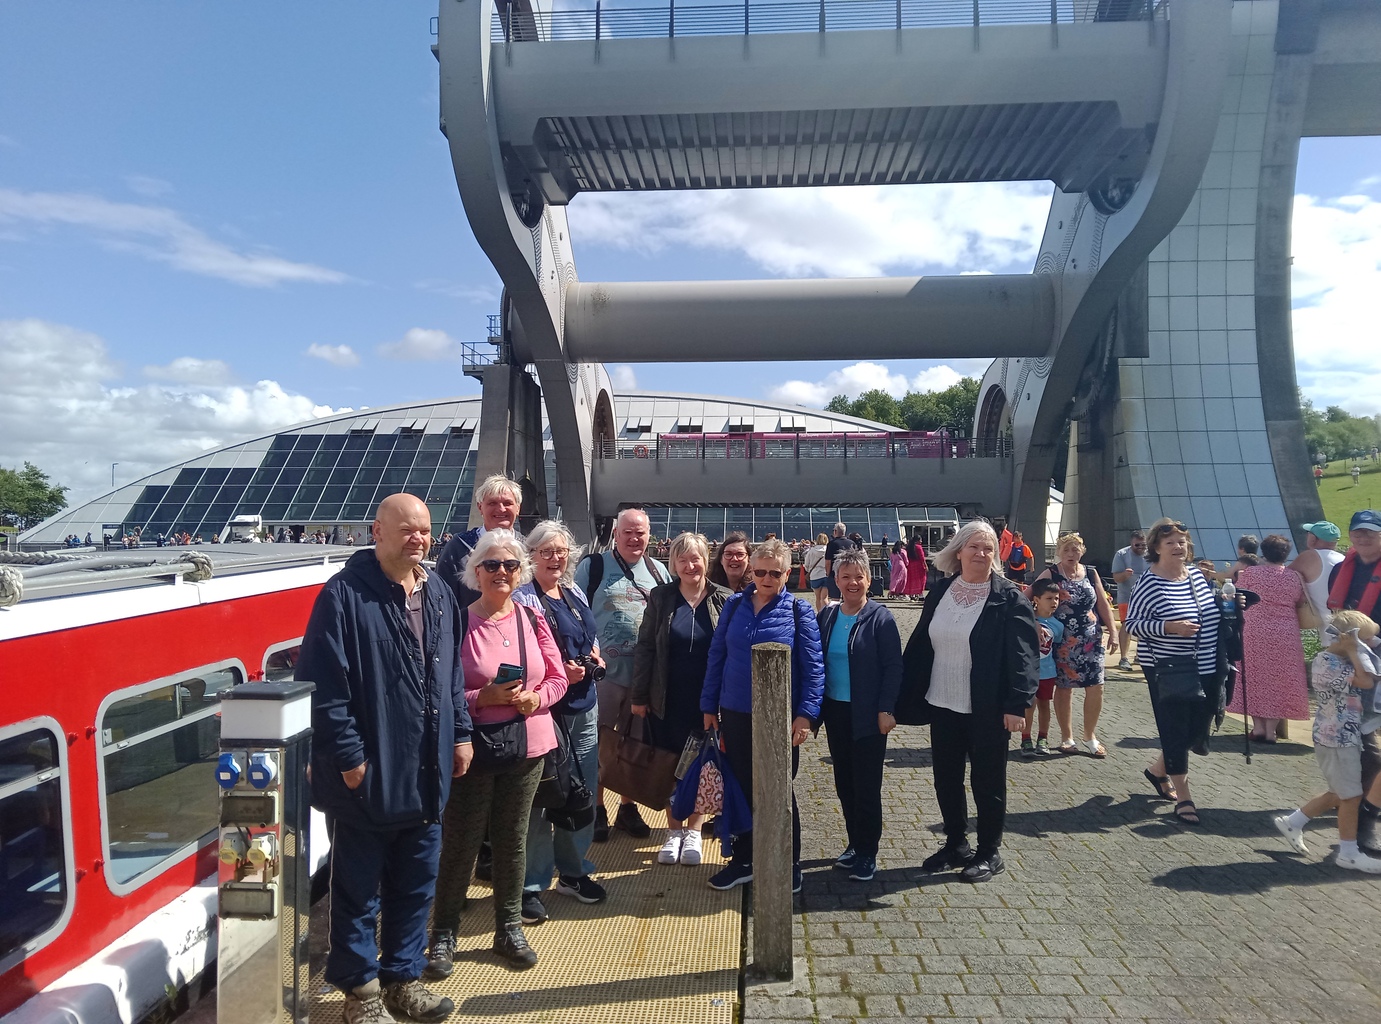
[2,2,1379,502]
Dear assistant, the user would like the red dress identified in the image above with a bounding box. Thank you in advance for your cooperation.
[905,543,928,596]
[1226,563,1309,719]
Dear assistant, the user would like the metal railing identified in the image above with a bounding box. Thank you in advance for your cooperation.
[593,432,1013,460]
[491,0,1163,43]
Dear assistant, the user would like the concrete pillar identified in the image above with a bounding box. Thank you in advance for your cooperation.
[469,364,549,530]
[749,641,793,983]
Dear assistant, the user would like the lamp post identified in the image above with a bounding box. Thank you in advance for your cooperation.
[112,463,119,488]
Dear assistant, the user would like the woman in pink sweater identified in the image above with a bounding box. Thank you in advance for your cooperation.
[429,530,567,972]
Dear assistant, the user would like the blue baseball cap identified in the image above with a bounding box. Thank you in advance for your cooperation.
[1302,521,1340,541]
[1350,510,1381,533]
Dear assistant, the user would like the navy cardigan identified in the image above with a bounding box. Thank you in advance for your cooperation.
[816,599,904,740]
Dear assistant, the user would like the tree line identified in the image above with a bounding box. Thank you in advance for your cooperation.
[1302,395,1381,462]
[824,378,981,433]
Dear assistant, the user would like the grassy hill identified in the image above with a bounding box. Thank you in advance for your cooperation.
[1317,459,1381,550]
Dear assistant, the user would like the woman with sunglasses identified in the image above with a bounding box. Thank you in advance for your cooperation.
[1124,519,1223,826]
[632,532,732,867]
[701,538,825,892]
[707,530,752,593]
[514,521,608,923]
[429,530,568,972]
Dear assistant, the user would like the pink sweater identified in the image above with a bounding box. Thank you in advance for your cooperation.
[461,605,569,758]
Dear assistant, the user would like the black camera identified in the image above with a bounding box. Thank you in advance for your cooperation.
[575,654,606,682]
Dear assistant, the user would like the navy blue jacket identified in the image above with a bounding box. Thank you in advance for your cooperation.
[433,525,484,608]
[816,600,904,739]
[701,586,825,722]
[298,549,472,831]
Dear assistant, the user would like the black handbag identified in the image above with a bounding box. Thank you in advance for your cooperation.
[1155,582,1206,703]
[469,606,537,773]
[537,715,597,832]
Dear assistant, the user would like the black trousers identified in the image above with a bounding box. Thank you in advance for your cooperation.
[929,704,1010,856]
[719,708,800,866]
[822,698,888,859]
[1145,667,1218,776]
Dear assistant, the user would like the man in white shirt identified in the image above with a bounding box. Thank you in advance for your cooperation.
[1111,531,1149,671]
[1288,520,1344,624]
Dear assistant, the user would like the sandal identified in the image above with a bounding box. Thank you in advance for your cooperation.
[1174,800,1201,825]
[1057,740,1079,755]
[1143,768,1176,801]
[1081,738,1107,759]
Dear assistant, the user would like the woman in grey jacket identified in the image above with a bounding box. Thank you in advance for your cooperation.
[816,547,903,882]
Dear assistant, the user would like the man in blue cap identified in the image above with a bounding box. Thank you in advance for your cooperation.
[1290,521,1343,625]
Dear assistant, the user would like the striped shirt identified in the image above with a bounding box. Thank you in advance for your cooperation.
[1125,569,1221,675]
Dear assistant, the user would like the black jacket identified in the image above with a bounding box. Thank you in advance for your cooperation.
[816,599,904,740]
[631,581,733,719]
[896,573,1040,725]
[298,549,472,831]
[433,525,484,607]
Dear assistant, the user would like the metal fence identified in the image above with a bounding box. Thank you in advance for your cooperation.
[594,432,1013,460]
[490,0,1164,43]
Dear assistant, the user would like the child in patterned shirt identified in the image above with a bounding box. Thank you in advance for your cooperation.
[1272,610,1381,873]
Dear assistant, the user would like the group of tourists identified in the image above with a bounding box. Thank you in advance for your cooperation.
[297,473,1381,1024]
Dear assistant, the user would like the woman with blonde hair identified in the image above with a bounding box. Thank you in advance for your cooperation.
[1032,532,1116,758]
[898,520,1039,882]
[632,532,732,867]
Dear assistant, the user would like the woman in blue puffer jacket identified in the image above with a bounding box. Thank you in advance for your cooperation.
[701,538,825,892]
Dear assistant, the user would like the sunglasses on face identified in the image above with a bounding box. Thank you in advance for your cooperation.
[752,568,785,579]
[478,559,522,573]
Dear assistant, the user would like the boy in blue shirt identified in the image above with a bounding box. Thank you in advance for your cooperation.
[1023,580,1065,757]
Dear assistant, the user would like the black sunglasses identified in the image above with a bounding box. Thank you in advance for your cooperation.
[1152,522,1188,535]
[478,558,522,573]
[752,568,785,579]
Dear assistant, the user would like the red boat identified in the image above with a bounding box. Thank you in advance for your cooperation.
[0,547,348,1023]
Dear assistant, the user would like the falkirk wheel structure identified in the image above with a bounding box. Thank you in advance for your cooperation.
[437,0,1380,559]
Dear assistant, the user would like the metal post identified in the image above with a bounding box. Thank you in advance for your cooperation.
[750,642,793,982]
[819,0,825,32]
[669,0,675,37]
[896,0,901,31]
[595,0,601,41]
[972,0,980,49]
[745,0,750,35]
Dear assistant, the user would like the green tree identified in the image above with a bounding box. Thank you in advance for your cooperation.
[1302,393,1381,461]
[824,378,982,432]
[0,462,70,531]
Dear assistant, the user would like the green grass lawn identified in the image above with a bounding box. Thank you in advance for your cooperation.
[1317,459,1381,549]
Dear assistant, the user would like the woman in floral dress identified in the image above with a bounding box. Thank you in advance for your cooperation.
[1033,533,1117,757]
[1226,534,1310,741]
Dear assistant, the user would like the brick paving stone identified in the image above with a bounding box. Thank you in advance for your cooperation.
[742,606,1381,1023]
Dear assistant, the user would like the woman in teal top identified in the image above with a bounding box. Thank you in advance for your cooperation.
[815,548,904,882]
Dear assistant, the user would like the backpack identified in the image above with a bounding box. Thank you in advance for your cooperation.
[580,550,668,599]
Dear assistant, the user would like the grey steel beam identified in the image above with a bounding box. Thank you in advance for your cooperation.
[563,275,1056,362]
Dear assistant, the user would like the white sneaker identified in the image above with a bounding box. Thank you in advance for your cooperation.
[1272,814,1308,855]
[680,828,703,865]
[1336,848,1381,874]
[657,829,684,865]
[1117,658,1132,672]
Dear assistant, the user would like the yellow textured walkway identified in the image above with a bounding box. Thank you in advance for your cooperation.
[308,793,742,1023]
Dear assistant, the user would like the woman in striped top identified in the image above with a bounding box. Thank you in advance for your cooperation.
[1124,518,1223,826]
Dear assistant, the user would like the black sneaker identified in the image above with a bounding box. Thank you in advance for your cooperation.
[614,803,651,838]
[708,861,753,890]
[920,841,974,873]
[555,874,607,904]
[833,846,857,871]
[422,929,455,980]
[848,856,876,881]
[592,805,610,843]
[960,850,1005,883]
[493,924,537,970]
[520,890,549,924]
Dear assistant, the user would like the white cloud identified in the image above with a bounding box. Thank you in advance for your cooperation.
[125,175,173,199]
[767,360,980,408]
[414,278,500,304]
[0,318,347,503]
[306,343,361,368]
[0,187,350,288]
[143,356,234,385]
[377,327,465,361]
[568,182,1053,278]
[608,364,637,389]
[1291,192,1381,413]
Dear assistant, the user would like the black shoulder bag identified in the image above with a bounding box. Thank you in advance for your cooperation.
[468,606,538,773]
[1155,578,1206,703]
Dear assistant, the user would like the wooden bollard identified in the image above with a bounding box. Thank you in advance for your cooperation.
[750,641,793,982]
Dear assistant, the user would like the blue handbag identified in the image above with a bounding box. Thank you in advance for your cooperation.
[670,730,752,857]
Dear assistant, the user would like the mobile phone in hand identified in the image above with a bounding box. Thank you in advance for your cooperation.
[494,663,523,686]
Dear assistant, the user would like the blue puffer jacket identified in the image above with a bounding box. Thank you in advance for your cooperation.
[298,549,472,831]
[701,586,825,721]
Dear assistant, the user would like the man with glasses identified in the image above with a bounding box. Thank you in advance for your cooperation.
[1111,530,1150,671]
[575,508,669,840]
[435,474,524,607]
[299,493,470,1024]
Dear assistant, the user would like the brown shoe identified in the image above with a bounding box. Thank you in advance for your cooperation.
[382,978,454,1022]
[344,979,397,1024]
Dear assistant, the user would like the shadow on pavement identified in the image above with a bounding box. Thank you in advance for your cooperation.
[1152,848,1358,894]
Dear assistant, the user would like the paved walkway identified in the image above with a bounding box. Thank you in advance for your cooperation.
[748,603,1381,1023]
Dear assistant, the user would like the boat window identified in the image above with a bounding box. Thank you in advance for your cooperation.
[98,663,243,892]
[263,639,303,682]
[0,721,72,973]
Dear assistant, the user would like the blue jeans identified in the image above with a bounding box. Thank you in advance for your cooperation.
[525,704,599,890]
